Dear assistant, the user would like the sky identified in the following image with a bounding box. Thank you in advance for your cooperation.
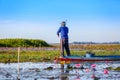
[0,0,120,43]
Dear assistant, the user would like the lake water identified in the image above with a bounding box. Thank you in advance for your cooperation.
[0,61,120,80]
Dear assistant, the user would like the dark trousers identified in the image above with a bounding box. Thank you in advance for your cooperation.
[60,38,70,56]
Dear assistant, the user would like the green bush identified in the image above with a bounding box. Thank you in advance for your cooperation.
[0,38,50,47]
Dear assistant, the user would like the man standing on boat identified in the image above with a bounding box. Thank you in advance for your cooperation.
[57,21,71,57]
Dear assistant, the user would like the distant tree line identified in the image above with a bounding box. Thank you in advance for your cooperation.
[0,38,50,47]
[72,42,120,44]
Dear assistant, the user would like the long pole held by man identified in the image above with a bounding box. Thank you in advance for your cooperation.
[57,21,71,57]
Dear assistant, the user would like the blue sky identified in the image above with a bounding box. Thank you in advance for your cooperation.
[0,0,120,43]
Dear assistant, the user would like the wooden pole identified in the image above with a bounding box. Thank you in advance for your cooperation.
[17,47,20,80]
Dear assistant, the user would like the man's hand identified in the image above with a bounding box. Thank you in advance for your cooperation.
[57,34,59,37]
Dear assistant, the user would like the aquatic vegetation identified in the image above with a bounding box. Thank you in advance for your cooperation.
[114,67,120,71]
[106,67,113,70]
[0,48,119,63]
[0,44,120,63]
[67,65,73,70]
[106,67,120,71]
[44,66,53,70]
[0,38,50,47]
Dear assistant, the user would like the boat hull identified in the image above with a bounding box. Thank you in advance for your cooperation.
[58,56,120,62]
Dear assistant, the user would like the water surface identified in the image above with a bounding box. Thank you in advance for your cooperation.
[0,61,120,80]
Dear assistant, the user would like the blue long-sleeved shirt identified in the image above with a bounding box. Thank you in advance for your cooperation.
[57,26,69,39]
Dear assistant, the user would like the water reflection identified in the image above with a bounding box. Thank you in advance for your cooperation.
[60,63,82,80]
[60,64,69,80]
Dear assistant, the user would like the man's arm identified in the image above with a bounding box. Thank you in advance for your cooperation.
[57,27,61,37]
[57,33,59,37]
[67,27,69,33]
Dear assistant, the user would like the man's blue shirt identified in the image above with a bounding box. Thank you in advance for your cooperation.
[57,26,69,39]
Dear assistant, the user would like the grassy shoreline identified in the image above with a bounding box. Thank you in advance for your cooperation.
[0,48,120,63]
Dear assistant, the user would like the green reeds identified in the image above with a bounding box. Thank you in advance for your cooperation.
[0,49,119,63]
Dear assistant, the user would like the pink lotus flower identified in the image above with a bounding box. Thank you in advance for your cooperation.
[91,64,96,68]
[85,68,90,72]
[76,76,81,80]
[91,74,96,78]
[106,61,109,65]
[54,59,58,63]
[104,69,109,74]
[76,78,81,80]
[75,64,81,68]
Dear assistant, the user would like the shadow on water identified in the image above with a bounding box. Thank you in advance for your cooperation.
[0,61,120,80]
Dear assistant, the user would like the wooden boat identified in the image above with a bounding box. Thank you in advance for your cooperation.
[57,53,120,62]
